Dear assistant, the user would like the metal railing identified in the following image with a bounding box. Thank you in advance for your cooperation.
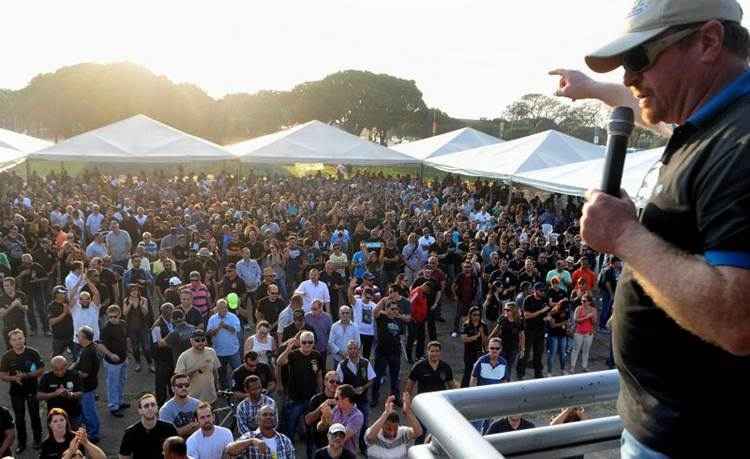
[409,370,622,459]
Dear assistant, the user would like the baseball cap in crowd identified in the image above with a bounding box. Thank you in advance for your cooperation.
[363,272,375,280]
[52,285,67,295]
[189,271,201,280]
[533,282,546,291]
[328,423,346,435]
[168,276,182,286]
[586,0,743,73]
[191,329,206,339]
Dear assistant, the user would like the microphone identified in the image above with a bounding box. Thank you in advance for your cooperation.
[601,106,635,196]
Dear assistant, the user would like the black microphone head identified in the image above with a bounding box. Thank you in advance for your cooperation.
[608,106,635,138]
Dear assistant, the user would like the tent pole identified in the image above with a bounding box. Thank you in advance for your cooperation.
[507,177,513,207]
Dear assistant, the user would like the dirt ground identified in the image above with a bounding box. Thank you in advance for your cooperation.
[0,318,619,458]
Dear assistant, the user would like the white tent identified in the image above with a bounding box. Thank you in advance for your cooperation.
[30,114,234,163]
[391,127,502,160]
[0,127,52,153]
[513,147,665,199]
[425,130,605,179]
[0,146,28,172]
[228,120,420,166]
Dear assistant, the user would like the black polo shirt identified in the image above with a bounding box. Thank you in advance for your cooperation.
[614,81,750,455]
[119,420,178,459]
[408,359,453,395]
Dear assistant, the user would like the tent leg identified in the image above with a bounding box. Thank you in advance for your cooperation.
[507,178,513,207]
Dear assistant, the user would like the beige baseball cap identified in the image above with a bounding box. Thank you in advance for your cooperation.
[586,0,743,73]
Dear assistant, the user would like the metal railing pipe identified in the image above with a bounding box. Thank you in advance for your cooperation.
[415,370,620,422]
[411,392,505,459]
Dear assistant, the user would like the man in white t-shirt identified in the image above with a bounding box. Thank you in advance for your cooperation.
[294,269,331,313]
[365,394,422,459]
[69,278,101,351]
[347,280,376,359]
[186,402,234,459]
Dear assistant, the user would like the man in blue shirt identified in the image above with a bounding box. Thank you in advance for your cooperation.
[206,299,241,389]
[469,337,508,433]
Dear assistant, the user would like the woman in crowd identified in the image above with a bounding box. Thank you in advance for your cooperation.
[123,283,153,373]
[569,293,597,373]
[460,306,488,387]
[244,320,276,366]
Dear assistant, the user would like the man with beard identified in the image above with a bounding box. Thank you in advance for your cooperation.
[186,402,234,459]
[175,329,221,405]
[119,393,178,459]
[159,374,200,439]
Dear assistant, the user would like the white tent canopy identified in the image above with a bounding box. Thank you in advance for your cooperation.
[514,147,665,198]
[30,114,234,163]
[0,146,28,172]
[425,130,605,179]
[0,127,52,153]
[391,127,502,160]
[227,120,420,166]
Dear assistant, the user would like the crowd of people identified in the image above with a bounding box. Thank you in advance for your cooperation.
[0,166,616,458]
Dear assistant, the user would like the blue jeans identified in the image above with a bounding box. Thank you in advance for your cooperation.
[621,430,671,459]
[80,391,100,440]
[599,292,613,329]
[104,360,127,411]
[218,352,242,389]
[281,399,307,442]
[546,335,568,373]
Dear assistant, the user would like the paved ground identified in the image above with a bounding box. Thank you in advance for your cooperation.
[0,318,619,458]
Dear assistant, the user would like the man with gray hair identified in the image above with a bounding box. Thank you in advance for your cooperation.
[38,355,82,427]
[328,305,360,370]
[71,326,100,443]
[277,330,322,441]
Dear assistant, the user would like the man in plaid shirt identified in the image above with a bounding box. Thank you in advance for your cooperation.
[236,375,275,435]
[226,404,295,459]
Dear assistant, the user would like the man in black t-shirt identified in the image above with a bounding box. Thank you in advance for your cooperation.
[72,326,100,442]
[305,371,339,455]
[372,290,405,406]
[232,351,276,397]
[38,355,82,425]
[0,277,29,348]
[177,290,204,330]
[405,341,456,396]
[518,283,549,379]
[161,310,197,363]
[120,393,178,459]
[0,329,44,453]
[277,330,322,441]
[254,285,285,331]
[47,285,75,357]
[0,404,14,457]
[99,304,129,417]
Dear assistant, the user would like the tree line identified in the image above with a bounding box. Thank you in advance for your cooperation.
[0,62,664,149]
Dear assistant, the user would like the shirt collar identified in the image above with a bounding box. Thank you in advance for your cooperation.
[686,70,750,127]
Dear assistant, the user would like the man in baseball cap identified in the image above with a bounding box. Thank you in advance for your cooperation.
[569,1,750,457]
[586,0,743,73]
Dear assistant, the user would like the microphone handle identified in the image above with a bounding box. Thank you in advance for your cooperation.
[601,135,628,197]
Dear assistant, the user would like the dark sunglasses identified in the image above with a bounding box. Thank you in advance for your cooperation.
[192,337,206,342]
[622,27,699,73]
[174,383,189,388]
[489,347,501,351]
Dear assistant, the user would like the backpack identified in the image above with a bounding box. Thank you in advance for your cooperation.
[410,288,428,323]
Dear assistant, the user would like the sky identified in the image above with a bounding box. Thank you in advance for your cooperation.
[3,0,750,119]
